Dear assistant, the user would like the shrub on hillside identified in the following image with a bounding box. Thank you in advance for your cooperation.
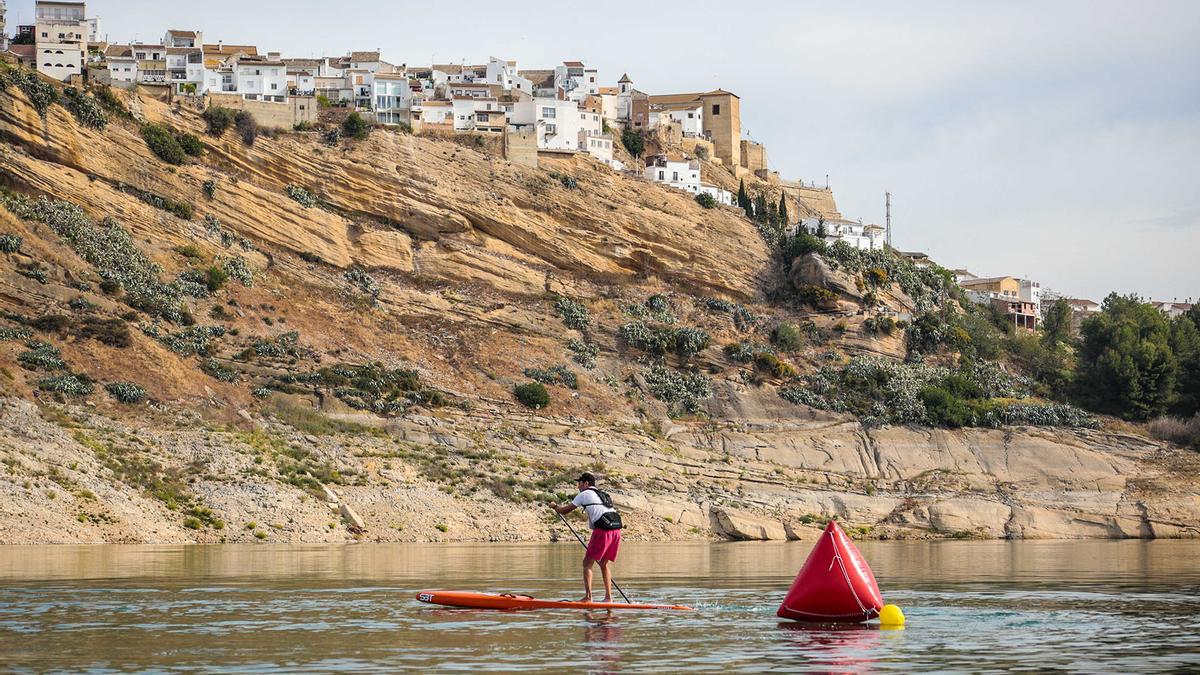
[772,322,804,351]
[105,381,147,404]
[141,123,187,164]
[642,362,711,415]
[37,373,93,396]
[342,112,369,140]
[524,364,578,389]
[202,179,217,199]
[234,111,258,145]
[285,184,318,208]
[6,69,59,117]
[176,132,203,157]
[514,381,550,409]
[796,284,838,309]
[567,338,599,369]
[62,87,107,130]
[1148,415,1200,449]
[620,127,644,158]
[695,193,717,209]
[202,105,236,136]
[0,234,22,253]
[754,351,798,379]
[553,297,589,330]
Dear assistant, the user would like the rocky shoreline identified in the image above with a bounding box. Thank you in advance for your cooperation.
[2,396,1197,545]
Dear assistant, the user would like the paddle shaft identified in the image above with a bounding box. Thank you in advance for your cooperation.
[554,510,631,604]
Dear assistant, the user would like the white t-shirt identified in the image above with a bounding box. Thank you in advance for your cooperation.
[572,489,617,529]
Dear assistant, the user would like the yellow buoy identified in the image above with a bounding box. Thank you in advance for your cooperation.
[879,604,905,627]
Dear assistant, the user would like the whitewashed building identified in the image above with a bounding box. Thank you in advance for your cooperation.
[234,56,287,101]
[699,184,733,206]
[645,155,702,194]
[414,100,453,127]
[372,72,414,124]
[799,217,886,251]
[452,96,503,131]
[555,60,598,101]
[130,43,166,84]
[510,97,582,151]
[104,44,136,85]
[1019,278,1043,317]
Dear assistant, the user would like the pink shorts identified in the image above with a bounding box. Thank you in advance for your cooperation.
[585,528,621,562]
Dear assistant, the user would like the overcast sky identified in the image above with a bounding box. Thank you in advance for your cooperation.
[15,0,1197,302]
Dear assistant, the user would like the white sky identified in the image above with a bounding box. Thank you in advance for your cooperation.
[15,0,1198,303]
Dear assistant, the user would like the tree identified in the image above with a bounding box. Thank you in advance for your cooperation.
[620,127,644,158]
[1041,297,1073,347]
[1170,312,1200,415]
[754,194,768,224]
[342,111,369,140]
[816,217,827,238]
[778,194,789,228]
[737,179,754,220]
[1076,293,1177,420]
[694,192,717,209]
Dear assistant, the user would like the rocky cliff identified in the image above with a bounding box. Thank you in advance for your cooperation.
[1,76,1197,543]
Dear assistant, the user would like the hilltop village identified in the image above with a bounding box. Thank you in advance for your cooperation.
[4,0,1194,326]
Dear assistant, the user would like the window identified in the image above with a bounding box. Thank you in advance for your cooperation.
[270,83,277,90]
[542,106,556,118]
[712,104,720,115]
[688,112,694,118]
[658,171,664,180]
[673,171,679,181]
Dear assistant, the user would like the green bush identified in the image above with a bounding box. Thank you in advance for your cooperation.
[620,127,644,158]
[204,265,229,292]
[62,87,107,130]
[234,111,258,145]
[0,234,22,253]
[514,381,550,409]
[342,112,369,140]
[177,132,203,157]
[18,340,66,370]
[723,342,755,363]
[37,373,94,396]
[796,285,838,309]
[203,106,236,135]
[695,193,717,209]
[785,231,826,262]
[553,297,589,330]
[6,68,59,117]
[117,184,193,220]
[567,338,598,369]
[920,386,974,428]
[865,267,889,288]
[772,322,804,351]
[105,381,147,403]
[202,179,216,199]
[141,124,187,164]
[322,127,342,145]
[523,364,578,389]
[92,85,129,118]
[642,362,711,415]
[285,185,318,208]
[754,352,798,379]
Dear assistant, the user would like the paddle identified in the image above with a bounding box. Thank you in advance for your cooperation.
[554,509,632,604]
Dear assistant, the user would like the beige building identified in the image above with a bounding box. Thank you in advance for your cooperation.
[741,139,767,174]
[646,89,741,169]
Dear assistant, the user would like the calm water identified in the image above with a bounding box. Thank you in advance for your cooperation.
[1,541,1198,673]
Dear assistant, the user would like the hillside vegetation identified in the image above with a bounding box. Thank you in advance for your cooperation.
[0,65,1197,543]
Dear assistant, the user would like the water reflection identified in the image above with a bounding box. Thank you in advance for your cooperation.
[0,541,1197,672]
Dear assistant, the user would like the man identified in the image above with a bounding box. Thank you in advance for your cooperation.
[548,472,623,603]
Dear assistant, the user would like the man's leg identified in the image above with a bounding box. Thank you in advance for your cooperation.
[598,559,613,603]
[581,556,595,602]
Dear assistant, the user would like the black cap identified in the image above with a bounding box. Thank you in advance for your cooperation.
[577,472,596,485]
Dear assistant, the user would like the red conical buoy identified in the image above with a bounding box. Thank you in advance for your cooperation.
[776,520,884,622]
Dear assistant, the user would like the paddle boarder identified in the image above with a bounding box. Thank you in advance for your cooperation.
[548,472,623,603]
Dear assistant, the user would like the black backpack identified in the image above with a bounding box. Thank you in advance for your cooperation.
[580,487,623,530]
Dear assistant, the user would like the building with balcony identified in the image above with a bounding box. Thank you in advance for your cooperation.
[509,96,582,152]
[34,0,88,81]
[798,217,886,251]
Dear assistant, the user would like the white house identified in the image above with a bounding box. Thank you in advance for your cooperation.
[447,81,494,99]
[103,44,136,85]
[372,72,414,124]
[1152,299,1195,318]
[650,101,703,137]
[234,56,287,101]
[555,60,598,101]
[349,50,384,73]
[799,217,885,251]
[130,43,166,84]
[452,96,502,131]
[346,68,373,108]
[34,0,88,81]
[699,184,733,206]
[644,154,701,195]
[580,133,614,164]
[1019,278,1042,317]
[510,97,582,151]
[414,100,453,127]
[165,46,204,94]
[164,29,201,48]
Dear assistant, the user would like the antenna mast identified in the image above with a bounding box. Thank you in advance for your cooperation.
[885,191,892,248]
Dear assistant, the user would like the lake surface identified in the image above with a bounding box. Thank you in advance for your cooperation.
[1,540,1198,672]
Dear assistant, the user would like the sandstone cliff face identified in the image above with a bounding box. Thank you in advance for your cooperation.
[0,82,1197,543]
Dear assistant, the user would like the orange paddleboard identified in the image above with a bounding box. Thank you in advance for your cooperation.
[416,590,694,611]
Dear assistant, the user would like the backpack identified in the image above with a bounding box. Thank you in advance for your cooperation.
[580,487,623,530]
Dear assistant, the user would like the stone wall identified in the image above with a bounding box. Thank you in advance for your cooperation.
[504,126,538,167]
[205,93,318,129]
[741,139,768,173]
[699,91,740,169]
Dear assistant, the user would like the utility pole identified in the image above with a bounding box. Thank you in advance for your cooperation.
[885,191,892,248]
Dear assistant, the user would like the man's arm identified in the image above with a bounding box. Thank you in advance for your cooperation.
[548,500,577,515]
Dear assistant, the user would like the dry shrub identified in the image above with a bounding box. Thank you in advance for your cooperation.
[1148,415,1200,449]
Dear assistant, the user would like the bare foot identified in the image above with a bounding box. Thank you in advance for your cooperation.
[579,596,593,603]
[602,596,613,603]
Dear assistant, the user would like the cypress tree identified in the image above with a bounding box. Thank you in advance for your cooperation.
[778,194,789,228]
[754,194,768,223]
